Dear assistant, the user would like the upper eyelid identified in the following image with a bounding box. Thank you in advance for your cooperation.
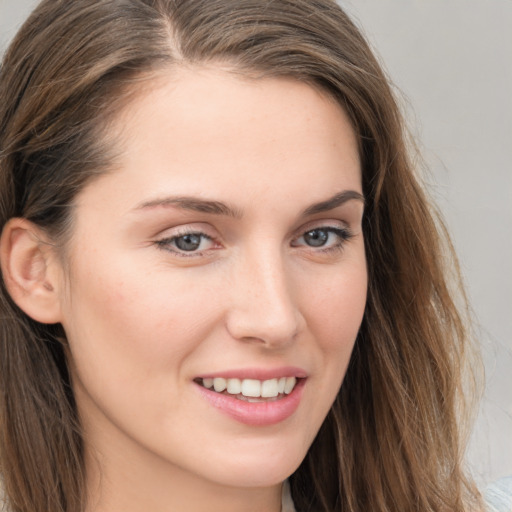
[292,219,350,237]
[158,230,215,245]
[155,223,216,239]
[293,226,352,243]
[154,220,352,244]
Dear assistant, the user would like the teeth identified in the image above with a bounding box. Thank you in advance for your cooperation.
[227,378,241,394]
[202,376,298,398]
[261,378,278,398]
[241,379,261,397]
[213,377,227,392]
[284,377,296,394]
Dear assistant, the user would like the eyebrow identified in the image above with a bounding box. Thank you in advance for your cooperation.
[134,190,364,218]
[134,196,243,218]
[301,190,365,216]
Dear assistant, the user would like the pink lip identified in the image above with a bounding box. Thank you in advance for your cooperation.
[194,377,306,426]
[196,366,308,380]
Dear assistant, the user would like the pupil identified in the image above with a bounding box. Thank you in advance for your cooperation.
[305,229,328,247]
[175,234,201,251]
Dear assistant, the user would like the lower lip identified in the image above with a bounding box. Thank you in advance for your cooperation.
[195,379,305,426]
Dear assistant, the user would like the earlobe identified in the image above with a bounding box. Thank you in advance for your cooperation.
[0,218,63,324]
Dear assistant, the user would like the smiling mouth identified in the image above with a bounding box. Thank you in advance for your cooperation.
[195,376,298,402]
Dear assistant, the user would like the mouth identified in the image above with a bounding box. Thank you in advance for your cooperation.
[194,376,299,402]
[194,370,306,426]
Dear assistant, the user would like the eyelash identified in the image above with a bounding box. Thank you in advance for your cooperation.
[292,226,354,254]
[155,225,354,258]
[155,230,217,258]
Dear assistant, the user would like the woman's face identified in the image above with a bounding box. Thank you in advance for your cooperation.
[57,68,367,493]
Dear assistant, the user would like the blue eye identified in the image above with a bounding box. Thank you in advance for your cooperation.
[156,232,214,254]
[303,229,330,247]
[294,227,352,250]
[174,233,203,251]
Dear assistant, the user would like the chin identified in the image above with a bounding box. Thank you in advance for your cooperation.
[209,466,297,489]
[198,441,308,488]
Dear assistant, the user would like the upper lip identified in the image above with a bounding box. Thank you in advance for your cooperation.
[195,366,308,381]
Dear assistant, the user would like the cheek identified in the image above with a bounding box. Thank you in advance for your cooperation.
[302,256,367,396]
[304,259,367,349]
[61,252,223,386]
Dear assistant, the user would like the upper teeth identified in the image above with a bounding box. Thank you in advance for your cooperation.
[202,377,297,398]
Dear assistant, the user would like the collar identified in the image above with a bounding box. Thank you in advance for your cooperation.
[281,480,296,512]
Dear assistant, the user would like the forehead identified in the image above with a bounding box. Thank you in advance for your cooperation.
[75,66,361,217]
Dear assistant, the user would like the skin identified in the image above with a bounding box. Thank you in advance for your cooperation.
[51,67,367,512]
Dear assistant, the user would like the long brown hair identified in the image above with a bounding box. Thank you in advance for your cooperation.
[0,1,481,511]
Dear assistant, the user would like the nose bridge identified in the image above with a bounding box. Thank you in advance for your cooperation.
[226,242,301,346]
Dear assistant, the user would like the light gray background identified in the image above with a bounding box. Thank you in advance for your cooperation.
[1,0,511,488]
[339,1,512,487]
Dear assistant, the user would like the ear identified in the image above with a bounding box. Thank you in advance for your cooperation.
[0,218,63,324]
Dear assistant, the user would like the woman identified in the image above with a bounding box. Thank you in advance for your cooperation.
[0,1,486,511]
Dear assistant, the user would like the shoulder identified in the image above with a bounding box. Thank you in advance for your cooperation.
[485,477,512,512]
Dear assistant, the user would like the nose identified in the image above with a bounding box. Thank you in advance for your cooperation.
[225,247,304,348]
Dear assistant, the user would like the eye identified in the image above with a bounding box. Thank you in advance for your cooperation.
[292,226,352,251]
[156,231,216,255]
